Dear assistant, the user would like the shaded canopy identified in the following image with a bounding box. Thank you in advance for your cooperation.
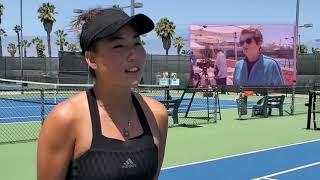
[190,24,262,46]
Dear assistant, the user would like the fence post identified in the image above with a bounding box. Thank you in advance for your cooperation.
[213,87,218,123]
[4,56,7,78]
[150,54,153,84]
[291,84,295,115]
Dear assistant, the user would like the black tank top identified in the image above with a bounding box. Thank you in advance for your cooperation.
[66,89,158,180]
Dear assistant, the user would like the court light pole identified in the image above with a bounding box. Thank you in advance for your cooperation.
[73,1,143,15]
[315,39,320,54]
[121,1,143,16]
[292,0,300,115]
[20,0,23,80]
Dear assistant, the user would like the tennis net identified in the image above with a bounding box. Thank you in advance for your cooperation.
[0,78,93,144]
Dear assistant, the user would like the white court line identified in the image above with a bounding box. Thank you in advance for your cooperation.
[261,177,276,180]
[0,105,41,109]
[161,139,320,170]
[0,104,55,109]
[0,115,40,120]
[252,161,320,180]
[0,121,41,125]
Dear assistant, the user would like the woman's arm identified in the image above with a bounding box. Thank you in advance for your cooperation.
[153,103,168,180]
[37,102,76,180]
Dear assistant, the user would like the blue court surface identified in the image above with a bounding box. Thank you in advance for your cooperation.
[152,96,256,112]
[160,140,320,180]
[0,97,254,123]
[0,98,64,123]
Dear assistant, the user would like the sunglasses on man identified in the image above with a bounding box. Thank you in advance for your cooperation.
[239,38,254,46]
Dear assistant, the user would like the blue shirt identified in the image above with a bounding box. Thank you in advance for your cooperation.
[190,54,197,65]
[233,54,284,86]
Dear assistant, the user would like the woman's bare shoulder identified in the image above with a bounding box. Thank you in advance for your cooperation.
[43,91,88,129]
[132,92,168,128]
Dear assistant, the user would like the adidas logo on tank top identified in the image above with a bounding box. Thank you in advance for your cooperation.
[121,158,137,169]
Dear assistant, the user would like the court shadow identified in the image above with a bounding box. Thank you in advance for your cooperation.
[184,116,211,120]
[178,123,203,128]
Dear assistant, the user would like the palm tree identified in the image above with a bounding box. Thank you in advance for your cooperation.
[0,3,4,24]
[67,43,79,53]
[54,29,68,51]
[32,37,46,57]
[13,25,22,56]
[21,40,31,57]
[155,18,176,55]
[37,2,57,58]
[173,36,184,55]
[7,43,16,57]
[0,28,6,57]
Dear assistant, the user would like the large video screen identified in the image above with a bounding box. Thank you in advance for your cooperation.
[189,24,296,87]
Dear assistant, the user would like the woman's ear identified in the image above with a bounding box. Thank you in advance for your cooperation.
[85,51,97,71]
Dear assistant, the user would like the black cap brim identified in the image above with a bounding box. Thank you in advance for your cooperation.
[96,14,154,40]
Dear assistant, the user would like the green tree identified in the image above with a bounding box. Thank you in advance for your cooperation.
[21,40,31,57]
[13,25,22,56]
[7,43,16,57]
[181,49,191,55]
[141,39,146,46]
[37,2,57,58]
[112,4,122,10]
[298,44,308,54]
[67,43,79,53]
[54,29,68,51]
[173,36,184,55]
[155,18,176,55]
[0,28,6,57]
[312,47,320,57]
[0,3,4,24]
[32,37,46,57]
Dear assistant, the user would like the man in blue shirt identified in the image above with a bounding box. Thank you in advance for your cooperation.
[233,28,284,86]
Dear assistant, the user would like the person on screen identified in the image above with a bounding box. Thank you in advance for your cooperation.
[37,8,168,180]
[233,28,284,86]
[213,47,228,93]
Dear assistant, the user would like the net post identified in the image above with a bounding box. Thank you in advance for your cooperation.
[238,87,243,120]
[54,84,58,104]
[41,89,45,125]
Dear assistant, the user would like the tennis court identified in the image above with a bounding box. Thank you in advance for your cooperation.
[0,95,255,123]
[161,140,320,180]
[0,80,319,180]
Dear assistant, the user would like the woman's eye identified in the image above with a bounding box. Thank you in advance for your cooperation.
[113,45,123,49]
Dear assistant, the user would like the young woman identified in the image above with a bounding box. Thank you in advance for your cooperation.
[37,8,168,180]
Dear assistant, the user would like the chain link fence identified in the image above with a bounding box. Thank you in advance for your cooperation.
[1,53,320,87]
[2,83,317,144]
[0,84,221,144]
[0,53,191,87]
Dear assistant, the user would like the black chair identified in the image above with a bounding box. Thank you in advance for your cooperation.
[251,96,269,118]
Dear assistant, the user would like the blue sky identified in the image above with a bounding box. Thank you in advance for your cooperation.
[0,0,319,56]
